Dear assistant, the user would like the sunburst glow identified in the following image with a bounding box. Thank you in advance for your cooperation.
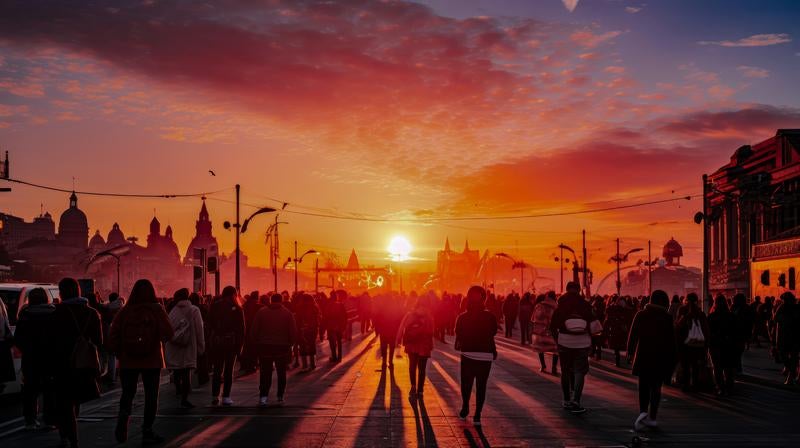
[388,235,412,262]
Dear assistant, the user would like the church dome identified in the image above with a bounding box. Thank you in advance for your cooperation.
[663,238,683,266]
[89,230,105,249]
[58,192,88,249]
[107,223,126,246]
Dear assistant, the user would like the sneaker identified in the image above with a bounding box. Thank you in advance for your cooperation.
[24,423,39,431]
[634,412,648,431]
[473,416,482,427]
[222,397,234,406]
[211,397,220,406]
[259,396,268,407]
[458,408,469,420]
[569,404,587,414]
[142,429,165,444]
[642,416,658,428]
[562,401,576,410]
[277,396,285,405]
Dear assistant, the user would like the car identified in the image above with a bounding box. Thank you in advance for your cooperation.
[0,283,60,395]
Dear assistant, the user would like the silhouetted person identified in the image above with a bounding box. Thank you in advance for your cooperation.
[708,295,737,396]
[774,292,800,385]
[518,293,534,345]
[397,296,435,400]
[14,287,56,429]
[295,293,320,371]
[251,293,296,406]
[240,291,262,373]
[109,279,173,444]
[731,293,754,366]
[502,293,519,338]
[374,295,404,370]
[52,277,103,448]
[627,290,677,431]
[455,286,497,427]
[0,296,14,393]
[325,292,348,362]
[165,288,205,409]
[605,297,631,367]
[208,285,245,406]
[675,293,709,392]
[550,281,602,414]
[102,292,124,385]
[532,291,558,375]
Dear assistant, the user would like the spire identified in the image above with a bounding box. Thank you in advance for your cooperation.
[199,197,209,221]
[69,191,77,208]
[444,237,451,252]
[165,225,173,239]
[149,215,161,236]
[346,249,360,270]
[464,239,470,252]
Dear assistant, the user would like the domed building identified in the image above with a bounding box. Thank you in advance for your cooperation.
[107,223,126,246]
[89,230,106,253]
[184,199,219,264]
[57,192,88,249]
[663,238,683,266]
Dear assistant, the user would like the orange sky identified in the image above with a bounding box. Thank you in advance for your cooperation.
[1,1,799,292]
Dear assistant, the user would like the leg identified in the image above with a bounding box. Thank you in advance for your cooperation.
[408,353,419,390]
[552,354,559,374]
[142,369,161,432]
[336,333,343,360]
[638,375,651,414]
[118,369,138,417]
[276,356,288,399]
[259,357,274,398]
[223,353,236,398]
[460,357,476,413]
[388,342,396,366]
[615,349,621,367]
[328,334,336,360]
[572,349,589,404]
[211,355,223,398]
[474,360,492,417]
[649,378,663,419]
[558,350,572,402]
[380,335,389,366]
[22,374,38,426]
[417,357,429,393]
[538,352,547,371]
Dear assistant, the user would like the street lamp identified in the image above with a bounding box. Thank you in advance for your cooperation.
[556,244,577,294]
[225,204,277,293]
[609,239,643,296]
[86,244,131,294]
[495,252,536,293]
[283,241,318,295]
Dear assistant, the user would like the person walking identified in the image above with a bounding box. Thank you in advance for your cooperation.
[51,278,103,448]
[518,293,534,346]
[251,293,296,406]
[208,286,245,406]
[731,293,754,366]
[324,292,348,363]
[675,293,709,392]
[165,288,205,409]
[707,295,738,396]
[240,291,262,374]
[627,290,677,431]
[0,295,16,395]
[502,293,519,338]
[532,292,559,375]
[14,287,56,429]
[549,282,602,414]
[455,286,497,427]
[295,293,320,371]
[102,293,124,385]
[109,279,173,444]
[397,296,435,400]
[374,294,404,370]
[774,291,800,385]
[604,297,631,367]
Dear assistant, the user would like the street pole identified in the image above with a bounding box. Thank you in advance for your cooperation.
[648,240,652,296]
[274,215,280,293]
[294,240,299,296]
[235,184,241,293]
[702,174,711,312]
[616,238,621,296]
[116,256,120,295]
[560,244,564,294]
[315,257,319,293]
[582,229,588,297]
[520,264,524,293]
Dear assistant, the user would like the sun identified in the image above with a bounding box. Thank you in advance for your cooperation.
[388,235,412,262]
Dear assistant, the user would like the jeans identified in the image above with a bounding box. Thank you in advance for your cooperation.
[107,354,117,382]
[328,330,343,360]
[558,346,589,404]
[504,314,517,337]
[173,368,191,402]
[538,352,559,371]
[259,355,290,398]
[783,351,799,380]
[680,346,705,390]
[211,352,237,398]
[119,369,160,431]
[638,374,663,418]
[407,353,429,392]
[460,356,492,417]
[519,319,531,344]
[710,350,735,393]
[379,334,396,366]
[22,370,55,426]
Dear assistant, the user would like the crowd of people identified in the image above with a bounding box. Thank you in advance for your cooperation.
[0,276,799,446]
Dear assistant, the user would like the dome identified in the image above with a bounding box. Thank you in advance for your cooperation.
[89,230,105,251]
[57,192,88,249]
[663,238,683,266]
[107,223,126,246]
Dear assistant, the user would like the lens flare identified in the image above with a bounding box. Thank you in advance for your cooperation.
[388,235,412,261]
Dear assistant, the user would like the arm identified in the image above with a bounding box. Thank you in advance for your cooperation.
[91,309,103,348]
[626,311,641,361]
[236,307,246,351]
[395,314,409,347]
[194,308,205,355]
[158,307,175,343]
[108,308,123,354]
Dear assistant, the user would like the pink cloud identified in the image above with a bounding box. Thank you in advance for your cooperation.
[699,33,791,47]
[570,29,624,49]
[736,65,769,78]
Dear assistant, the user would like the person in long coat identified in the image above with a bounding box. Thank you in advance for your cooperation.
[707,295,738,396]
[627,290,677,431]
[774,292,800,385]
[531,292,558,374]
[165,288,205,408]
[604,297,631,367]
[294,294,320,371]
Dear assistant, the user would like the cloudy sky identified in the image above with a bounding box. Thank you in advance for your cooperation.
[1,0,798,285]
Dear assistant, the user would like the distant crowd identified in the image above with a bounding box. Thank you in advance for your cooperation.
[0,278,798,447]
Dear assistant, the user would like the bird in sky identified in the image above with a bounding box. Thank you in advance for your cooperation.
[209,170,216,176]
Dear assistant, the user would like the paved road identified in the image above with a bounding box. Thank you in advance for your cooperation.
[1,332,799,447]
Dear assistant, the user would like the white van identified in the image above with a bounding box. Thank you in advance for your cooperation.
[0,283,60,395]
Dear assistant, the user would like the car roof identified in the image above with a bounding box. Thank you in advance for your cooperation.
[0,283,58,290]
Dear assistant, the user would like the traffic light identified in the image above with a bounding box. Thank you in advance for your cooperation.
[193,266,203,292]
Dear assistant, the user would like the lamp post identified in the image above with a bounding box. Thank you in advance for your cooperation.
[557,244,577,294]
[496,252,535,293]
[226,204,277,293]
[609,239,643,296]
[286,241,318,295]
[86,245,130,294]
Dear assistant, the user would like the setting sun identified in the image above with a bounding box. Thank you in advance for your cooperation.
[388,235,412,262]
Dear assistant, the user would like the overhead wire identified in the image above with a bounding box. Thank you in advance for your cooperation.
[2,177,231,199]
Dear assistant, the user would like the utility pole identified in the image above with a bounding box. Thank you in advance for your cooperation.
[235,184,241,293]
[294,240,299,295]
[582,230,589,297]
[274,215,280,293]
[559,243,564,294]
[315,257,319,293]
[648,240,653,296]
[616,238,622,296]
[1,151,10,192]
[702,174,711,312]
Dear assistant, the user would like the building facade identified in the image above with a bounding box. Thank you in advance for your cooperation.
[706,129,800,297]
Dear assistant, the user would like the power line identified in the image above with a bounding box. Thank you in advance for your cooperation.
[2,177,231,199]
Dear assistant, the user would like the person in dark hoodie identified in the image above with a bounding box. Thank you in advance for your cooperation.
[774,292,800,385]
[707,295,738,396]
[518,293,534,346]
[14,287,56,430]
[208,286,245,406]
[109,279,173,444]
[455,286,497,427]
[251,293,297,406]
[240,291,262,374]
[549,281,602,415]
[627,290,677,432]
[51,277,103,448]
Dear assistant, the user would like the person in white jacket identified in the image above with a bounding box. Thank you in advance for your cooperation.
[165,289,205,409]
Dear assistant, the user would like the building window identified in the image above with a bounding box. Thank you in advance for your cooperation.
[790,267,797,290]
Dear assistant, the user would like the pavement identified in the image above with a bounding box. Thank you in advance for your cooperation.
[1,331,799,447]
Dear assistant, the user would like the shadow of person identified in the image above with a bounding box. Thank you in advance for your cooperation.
[409,391,437,447]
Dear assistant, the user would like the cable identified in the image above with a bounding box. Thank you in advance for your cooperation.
[2,177,231,199]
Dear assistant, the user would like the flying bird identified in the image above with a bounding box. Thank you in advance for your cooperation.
[209,170,216,176]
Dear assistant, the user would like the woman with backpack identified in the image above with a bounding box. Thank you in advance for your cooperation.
[109,279,173,444]
[208,286,245,406]
[532,292,558,375]
[396,295,435,400]
[165,288,205,409]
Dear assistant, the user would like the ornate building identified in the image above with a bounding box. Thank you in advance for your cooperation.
[706,129,800,297]
[0,210,55,252]
[436,238,481,293]
[184,199,219,265]
[57,192,88,249]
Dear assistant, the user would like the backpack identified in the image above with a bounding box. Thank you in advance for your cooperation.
[122,307,159,357]
[685,319,705,347]
[171,317,192,347]
[67,308,99,371]
[403,314,426,344]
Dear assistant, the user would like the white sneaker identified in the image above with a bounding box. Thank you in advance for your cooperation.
[222,397,234,406]
[642,416,658,428]
[634,412,648,431]
[259,396,268,407]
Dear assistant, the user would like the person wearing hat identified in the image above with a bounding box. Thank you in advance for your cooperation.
[549,281,601,414]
